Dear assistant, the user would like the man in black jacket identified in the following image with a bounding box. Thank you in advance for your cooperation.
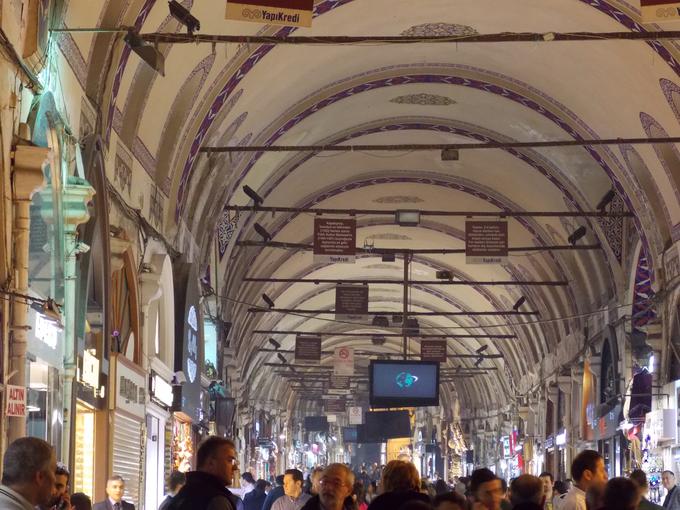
[93,476,135,510]
[169,436,242,510]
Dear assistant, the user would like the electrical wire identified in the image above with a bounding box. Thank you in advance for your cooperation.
[218,291,655,332]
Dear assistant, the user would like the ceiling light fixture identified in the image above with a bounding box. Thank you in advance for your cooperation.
[254,222,271,242]
[268,338,281,349]
[596,189,616,211]
[262,293,275,308]
[168,0,201,35]
[441,148,460,161]
[277,353,287,364]
[124,31,165,76]
[395,210,420,227]
[567,226,587,246]
[243,185,263,207]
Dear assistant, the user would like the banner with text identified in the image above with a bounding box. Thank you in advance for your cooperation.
[641,0,680,22]
[465,220,508,264]
[225,0,313,27]
[295,334,321,364]
[333,346,355,375]
[6,385,26,417]
[314,218,356,264]
[335,285,368,319]
[421,340,447,362]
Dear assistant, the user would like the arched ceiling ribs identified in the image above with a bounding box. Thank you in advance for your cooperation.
[172,0,680,226]
[203,67,650,252]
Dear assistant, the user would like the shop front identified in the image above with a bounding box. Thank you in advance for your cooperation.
[72,345,107,499]
[110,354,146,508]
[140,253,176,508]
[25,306,63,445]
[172,261,205,471]
[146,371,174,509]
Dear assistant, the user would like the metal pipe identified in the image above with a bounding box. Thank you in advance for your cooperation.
[245,277,567,286]
[254,330,516,339]
[257,348,504,358]
[403,252,409,360]
[201,136,680,153]
[249,308,539,316]
[226,205,631,218]
[237,240,602,253]
[51,28,680,44]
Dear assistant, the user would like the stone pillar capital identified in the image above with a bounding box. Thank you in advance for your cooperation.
[12,144,48,201]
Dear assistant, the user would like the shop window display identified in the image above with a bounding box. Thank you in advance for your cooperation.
[172,419,194,472]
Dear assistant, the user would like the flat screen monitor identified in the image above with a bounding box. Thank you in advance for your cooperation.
[361,410,411,441]
[342,426,358,443]
[369,360,439,408]
[304,416,329,432]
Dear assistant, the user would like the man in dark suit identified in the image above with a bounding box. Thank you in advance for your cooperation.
[93,476,135,510]
[662,471,680,510]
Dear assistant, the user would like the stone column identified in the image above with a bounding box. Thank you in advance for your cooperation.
[8,144,48,443]
[42,176,94,464]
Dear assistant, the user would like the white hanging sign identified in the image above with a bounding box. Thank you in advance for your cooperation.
[333,347,354,376]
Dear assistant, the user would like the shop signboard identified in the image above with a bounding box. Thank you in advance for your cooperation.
[333,346,354,375]
[313,218,356,264]
[644,409,677,448]
[420,340,447,362]
[81,349,100,389]
[28,308,63,369]
[6,385,27,417]
[295,334,321,364]
[465,221,508,264]
[173,262,204,422]
[225,0,314,27]
[556,429,567,447]
[335,285,368,319]
[150,372,174,409]
[114,355,146,419]
[501,436,511,458]
[641,0,680,22]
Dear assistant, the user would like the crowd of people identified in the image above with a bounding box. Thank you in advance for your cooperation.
[2,436,680,510]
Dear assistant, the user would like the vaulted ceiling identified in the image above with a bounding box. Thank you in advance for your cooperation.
[61,0,680,417]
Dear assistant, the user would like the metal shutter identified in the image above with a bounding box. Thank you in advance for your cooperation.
[112,412,144,508]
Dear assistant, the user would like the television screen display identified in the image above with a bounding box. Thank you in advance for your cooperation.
[304,416,329,431]
[342,426,358,443]
[369,360,439,408]
[362,410,411,441]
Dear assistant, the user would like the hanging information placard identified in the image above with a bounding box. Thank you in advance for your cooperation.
[325,398,347,413]
[420,340,447,362]
[333,346,355,376]
[335,285,368,319]
[225,0,314,27]
[329,375,350,394]
[465,220,508,264]
[313,218,356,264]
[640,0,680,22]
[295,335,321,364]
[348,406,363,425]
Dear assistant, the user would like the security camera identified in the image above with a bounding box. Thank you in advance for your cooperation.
[168,1,200,35]
[172,371,187,385]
